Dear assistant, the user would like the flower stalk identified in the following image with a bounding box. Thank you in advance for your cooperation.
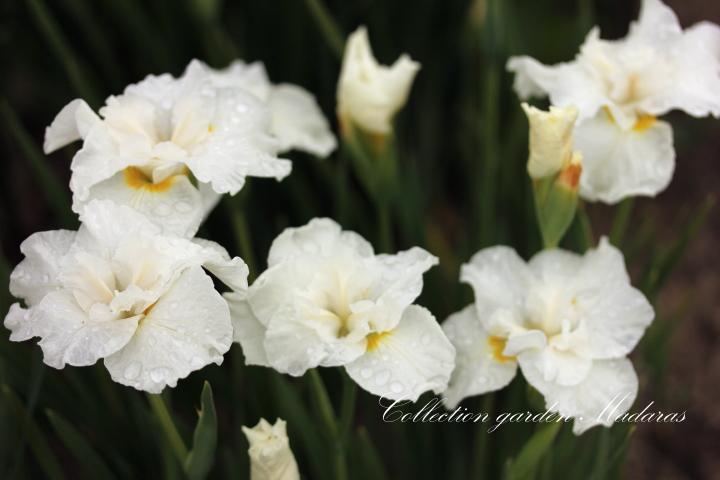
[147,393,188,465]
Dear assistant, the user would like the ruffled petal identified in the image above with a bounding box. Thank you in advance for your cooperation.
[441,305,517,409]
[575,111,675,204]
[346,305,455,402]
[104,266,232,393]
[44,99,100,153]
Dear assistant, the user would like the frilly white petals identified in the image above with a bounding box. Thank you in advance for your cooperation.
[522,103,580,178]
[104,266,232,393]
[44,60,301,237]
[574,112,675,203]
[44,99,101,154]
[242,418,300,480]
[451,239,652,433]
[346,305,455,402]
[183,59,336,157]
[521,357,638,435]
[268,84,337,157]
[4,200,247,393]
[441,305,517,409]
[337,26,420,134]
[230,217,451,399]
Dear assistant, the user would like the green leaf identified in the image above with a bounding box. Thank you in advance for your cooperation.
[26,0,100,105]
[46,409,117,480]
[506,421,562,480]
[184,381,218,480]
[0,99,76,228]
[1,385,65,480]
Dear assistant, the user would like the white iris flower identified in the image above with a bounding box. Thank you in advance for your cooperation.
[4,200,248,393]
[442,239,654,434]
[508,0,720,203]
[228,218,455,402]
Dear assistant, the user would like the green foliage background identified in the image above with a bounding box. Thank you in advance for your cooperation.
[0,0,713,478]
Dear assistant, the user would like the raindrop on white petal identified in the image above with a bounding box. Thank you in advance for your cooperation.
[190,356,204,368]
[421,333,431,346]
[124,362,141,380]
[390,382,404,394]
[154,203,171,217]
[375,370,390,386]
[360,368,372,379]
[150,367,170,383]
[175,201,192,213]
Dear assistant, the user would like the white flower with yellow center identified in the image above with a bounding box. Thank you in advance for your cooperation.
[242,418,300,480]
[442,239,654,434]
[227,218,455,401]
[44,64,292,237]
[507,0,720,203]
[183,59,337,158]
[337,26,420,135]
[3,200,248,393]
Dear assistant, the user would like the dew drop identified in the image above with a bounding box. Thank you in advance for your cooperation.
[150,367,170,383]
[390,382,404,394]
[124,362,141,380]
[360,368,372,379]
[175,201,192,213]
[375,370,390,386]
[154,203,171,217]
[421,333,431,346]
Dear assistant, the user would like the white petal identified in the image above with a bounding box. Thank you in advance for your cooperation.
[345,305,455,402]
[268,84,337,157]
[528,248,582,283]
[18,291,139,368]
[267,218,373,267]
[104,266,232,393]
[441,305,517,409]
[506,48,607,121]
[78,199,160,249]
[460,246,533,333]
[225,291,270,366]
[184,88,291,195]
[44,99,100,153]
[517,347,592,387]
[571,238,654,358]
[575,112,675,204]
[262,302,339,376]
[628,0,682,44]
[524,357,638,435]
[192,238,249,292]
[84,170,204,237]
[372,247,438,331]
[9,230,76,305]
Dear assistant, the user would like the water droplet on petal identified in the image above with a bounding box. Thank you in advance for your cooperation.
[150,367,170,383]
[421,333,431,346]
[360,368,372,379]
[124,362,141,380]
[390,382,404,394]
[375,370,390,386]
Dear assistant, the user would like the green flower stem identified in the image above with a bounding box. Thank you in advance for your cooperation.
[577,204,595,250]
[377,202,393,253]
[610,198,634,246]
[228,197,257,282]
[307,369,348,480]
[147,393,188,466]
[303,0,344,59]
[338,372,357,439]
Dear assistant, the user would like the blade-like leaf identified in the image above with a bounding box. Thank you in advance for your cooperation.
[1,385,65,480]
[184,381,217,480]
[505,421,562,480]
[46,409,117,480]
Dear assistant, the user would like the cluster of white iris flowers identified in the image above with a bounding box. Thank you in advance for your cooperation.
[4,3,719,462]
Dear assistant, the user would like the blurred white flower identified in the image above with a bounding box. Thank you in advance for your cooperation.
[183,59,337,158]
[3,200,248,393]
[442,238,654,434]
[44,64,292,236]
[227,218,455,401]
[522,103,582,179]
[508,0,720,203]
[337,26,420,135]
[242,418,300,480]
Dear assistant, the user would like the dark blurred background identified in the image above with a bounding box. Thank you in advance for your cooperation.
[0,0,717,479]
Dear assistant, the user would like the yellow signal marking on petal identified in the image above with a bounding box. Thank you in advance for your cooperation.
[123,166,184,193]
[208,124,216,133]
[488,336,515,363]
[366,331,391,352]
[632,114,656,132]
